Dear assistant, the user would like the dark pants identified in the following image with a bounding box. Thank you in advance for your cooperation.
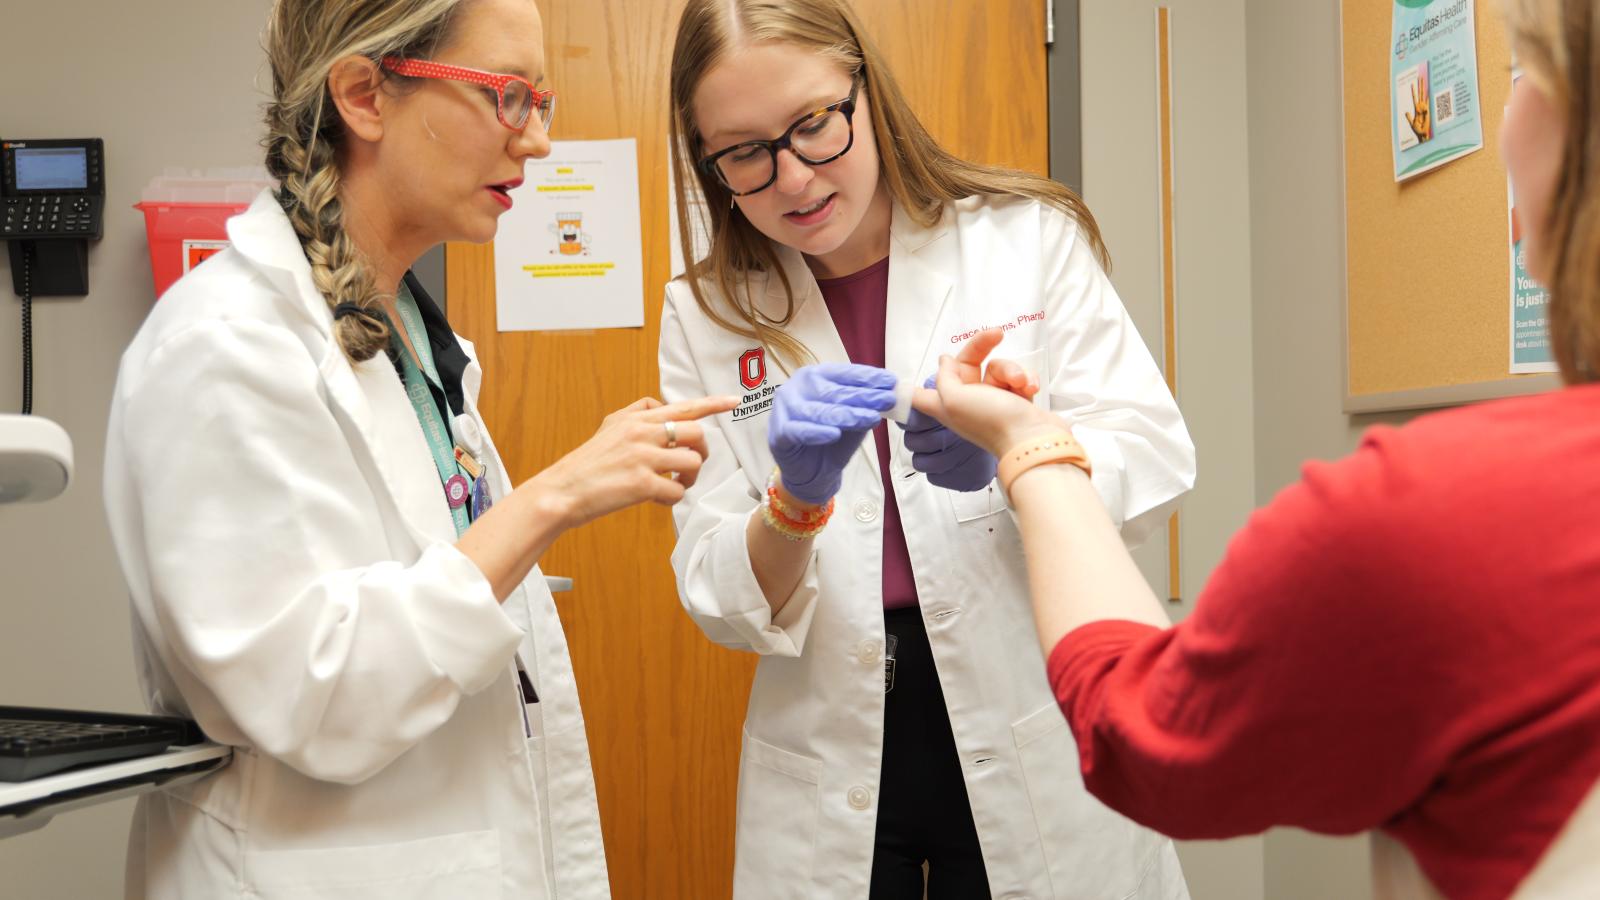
[869,607,993,900]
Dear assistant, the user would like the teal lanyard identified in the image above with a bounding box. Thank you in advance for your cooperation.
[392,284,472,539]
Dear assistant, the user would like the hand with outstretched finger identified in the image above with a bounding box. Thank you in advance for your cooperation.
[910,330,1060,459]
[899,336,1040,492]
[531,394,740,527]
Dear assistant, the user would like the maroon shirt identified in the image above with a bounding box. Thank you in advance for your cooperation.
[816,257,919,610]
[1048,386,1600,898]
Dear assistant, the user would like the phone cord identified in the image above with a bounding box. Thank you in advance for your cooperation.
[20,243,32,415]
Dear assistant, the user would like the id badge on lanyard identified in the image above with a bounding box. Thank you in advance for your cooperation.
[884,634,898,694]
[454,443,495,520]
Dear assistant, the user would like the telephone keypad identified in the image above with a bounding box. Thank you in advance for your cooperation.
[2,193,100,238]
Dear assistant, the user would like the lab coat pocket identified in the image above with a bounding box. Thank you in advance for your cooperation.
[244,829,502,899]
[996,346,1050,411]
[732,731,822,900]
[1012,704,1164,898]
[949,481,1008,523]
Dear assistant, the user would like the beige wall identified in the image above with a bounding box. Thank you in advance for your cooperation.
[1080,1,1265,897]
[0,2,269,896]
[1243,0,1420,895]
[1084,0,1431,895]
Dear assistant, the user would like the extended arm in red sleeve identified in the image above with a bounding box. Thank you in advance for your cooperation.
[1045,436,1461,839]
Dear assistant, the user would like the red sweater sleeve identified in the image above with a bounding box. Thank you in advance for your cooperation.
[1046,432,1459,839]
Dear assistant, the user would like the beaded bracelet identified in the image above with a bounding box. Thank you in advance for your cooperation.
[997,431,1093,499]
[760,467,834,540]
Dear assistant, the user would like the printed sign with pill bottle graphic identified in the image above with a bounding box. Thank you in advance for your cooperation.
[492,139,644,331]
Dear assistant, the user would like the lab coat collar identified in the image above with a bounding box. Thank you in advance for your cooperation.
[226,189,341,336]
[755,200,951,318]
[883,201,954,387]
[755,200,955,490]
[889,197,953,254]
[226,189,461,548]
[227,191,469,399]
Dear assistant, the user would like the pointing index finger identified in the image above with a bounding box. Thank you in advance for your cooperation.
[639,394,741,423]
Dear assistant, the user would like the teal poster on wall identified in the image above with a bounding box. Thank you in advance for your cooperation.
[1390,0,1484,181]
[1508,70,1557,374]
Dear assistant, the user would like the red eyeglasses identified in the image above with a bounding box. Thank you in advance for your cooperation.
[381,57,556,133]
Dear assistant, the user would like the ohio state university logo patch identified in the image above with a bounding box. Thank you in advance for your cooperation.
[732,347,776,421]
[739,348,766,390]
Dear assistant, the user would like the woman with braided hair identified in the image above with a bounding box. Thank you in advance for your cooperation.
[102,0,731,896]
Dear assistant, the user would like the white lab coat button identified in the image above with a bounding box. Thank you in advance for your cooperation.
[853,499,880,523]
[847,786,872,810]
[856,640,881,664]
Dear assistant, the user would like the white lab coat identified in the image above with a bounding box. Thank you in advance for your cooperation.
[659,195,1196,899]
[103,190,608,900]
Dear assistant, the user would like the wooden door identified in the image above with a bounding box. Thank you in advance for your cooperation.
[446,2,1049,896]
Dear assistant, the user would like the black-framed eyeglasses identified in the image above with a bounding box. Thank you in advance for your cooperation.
[696,80,861,196]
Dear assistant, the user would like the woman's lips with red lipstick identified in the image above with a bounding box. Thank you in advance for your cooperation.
[487,177,523,210]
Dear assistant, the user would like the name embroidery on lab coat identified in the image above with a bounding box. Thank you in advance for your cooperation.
[948,309,1047,344]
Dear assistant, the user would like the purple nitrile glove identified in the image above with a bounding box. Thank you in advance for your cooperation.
[768,363,898,506]
[899,375,998,491]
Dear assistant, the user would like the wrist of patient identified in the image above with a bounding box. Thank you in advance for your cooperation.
[1007,459,1090,503]
[997,429,1093,501]
[993,415,1067,458]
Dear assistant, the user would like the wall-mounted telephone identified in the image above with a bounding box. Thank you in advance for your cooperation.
[2,139,105,241]
[2,139,104,293]
[1,138,105,414]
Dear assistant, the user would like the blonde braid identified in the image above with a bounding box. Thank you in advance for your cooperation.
[265,101,390,363]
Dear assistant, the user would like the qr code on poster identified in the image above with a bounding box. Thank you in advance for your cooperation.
[1435,86,1457,126]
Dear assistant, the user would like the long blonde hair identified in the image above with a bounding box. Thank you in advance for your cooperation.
[1503,0,1600,383]
[262,0,467,362]
[668,0,1109,369]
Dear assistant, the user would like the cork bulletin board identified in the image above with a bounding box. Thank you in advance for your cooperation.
[1341,0,1560,412]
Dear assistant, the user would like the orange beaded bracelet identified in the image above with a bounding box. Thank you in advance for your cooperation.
[997,431,1092,498]
[761,468,835,540]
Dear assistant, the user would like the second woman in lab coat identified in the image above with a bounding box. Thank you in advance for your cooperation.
[103,0,729,896]
[658,1,1197,897]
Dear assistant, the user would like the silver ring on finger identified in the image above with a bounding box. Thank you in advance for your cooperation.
[663,419,678,449]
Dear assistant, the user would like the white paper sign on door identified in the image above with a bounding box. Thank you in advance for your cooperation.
[494,138,644,331]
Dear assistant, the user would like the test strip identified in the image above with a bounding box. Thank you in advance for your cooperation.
[882,377,916,424]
